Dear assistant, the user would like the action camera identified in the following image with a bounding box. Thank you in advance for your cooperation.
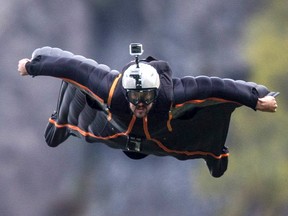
[129,43,143,56]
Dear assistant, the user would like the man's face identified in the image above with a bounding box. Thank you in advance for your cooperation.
[129,102,153,118]
[126,89,157,118]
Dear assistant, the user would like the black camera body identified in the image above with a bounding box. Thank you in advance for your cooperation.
[129,43,143,56]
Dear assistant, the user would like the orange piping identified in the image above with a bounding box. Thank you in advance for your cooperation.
[167,111,173,132]
[175,97,241,108]
[142,116,226,159]
[150,138,229,159]
[62,78,104,104]
[51,115,227,160]
[106,74,122,121]
[49,115,136,140]
[107,74,122,107]
[143,116,151,139]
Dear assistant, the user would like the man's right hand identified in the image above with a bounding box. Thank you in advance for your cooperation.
[18,58,30,76]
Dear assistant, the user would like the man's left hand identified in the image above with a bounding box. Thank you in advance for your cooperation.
[256,96,278,112]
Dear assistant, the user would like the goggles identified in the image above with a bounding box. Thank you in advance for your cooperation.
[126,89,158,106]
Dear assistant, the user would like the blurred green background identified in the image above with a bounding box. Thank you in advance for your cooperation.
[1,0,287,215]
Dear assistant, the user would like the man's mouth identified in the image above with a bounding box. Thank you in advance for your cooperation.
[136,106,145,110]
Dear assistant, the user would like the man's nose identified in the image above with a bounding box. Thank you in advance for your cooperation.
[137,102,145,106]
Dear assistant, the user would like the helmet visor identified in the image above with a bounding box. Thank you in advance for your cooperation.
[126,89,157,106]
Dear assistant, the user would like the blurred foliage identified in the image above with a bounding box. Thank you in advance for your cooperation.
[196,0,288,215]
[246,0,288,92]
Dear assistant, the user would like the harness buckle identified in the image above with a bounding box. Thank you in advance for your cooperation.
[126,136,142,152]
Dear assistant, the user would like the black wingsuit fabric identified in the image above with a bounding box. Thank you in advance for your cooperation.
[26,47,270,177]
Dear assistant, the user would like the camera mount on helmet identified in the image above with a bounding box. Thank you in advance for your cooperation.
[129,43,143,68]
[123,43,160,90]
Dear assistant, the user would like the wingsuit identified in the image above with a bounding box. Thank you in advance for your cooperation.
[25,47,271,177]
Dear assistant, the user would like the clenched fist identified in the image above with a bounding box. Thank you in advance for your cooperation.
[18,58,30,76]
